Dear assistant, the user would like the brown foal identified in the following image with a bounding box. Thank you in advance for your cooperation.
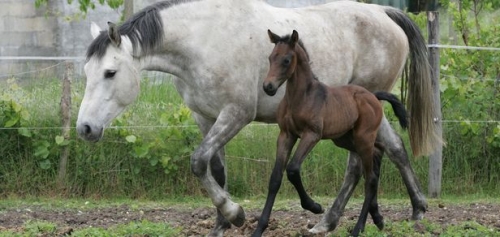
[253,30,409,237]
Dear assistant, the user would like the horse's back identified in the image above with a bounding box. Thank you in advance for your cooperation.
[162,0,410,122]
[259,0,409,89]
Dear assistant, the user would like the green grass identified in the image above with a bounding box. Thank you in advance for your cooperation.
[1,68,500,199]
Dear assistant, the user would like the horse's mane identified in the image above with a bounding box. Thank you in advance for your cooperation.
[86,0,199,60]
[276,34,318,81]
[275,34,311,61]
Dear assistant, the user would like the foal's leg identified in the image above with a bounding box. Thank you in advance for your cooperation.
[352,159,379,237]
[252,131,297,237]
[351,129,379,236]
[193,113,231,236]
[378,118,427,220]
[190,105,254,228]
[369,145,385,230]
[286,132,324,214]
[309,151,363,234]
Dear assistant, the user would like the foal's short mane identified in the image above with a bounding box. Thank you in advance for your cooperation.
[276,34,318,81]
[275,34,311,61]
[86,0,199,60]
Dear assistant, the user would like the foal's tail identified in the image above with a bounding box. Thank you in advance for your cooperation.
[374,92,408,129]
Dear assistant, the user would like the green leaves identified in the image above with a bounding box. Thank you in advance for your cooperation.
[118,104,199,176]
[34,140,50,158]
[55,135,70,146]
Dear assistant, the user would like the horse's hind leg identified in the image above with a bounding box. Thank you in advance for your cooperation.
[378,117,427,220]
[309,151,363,234]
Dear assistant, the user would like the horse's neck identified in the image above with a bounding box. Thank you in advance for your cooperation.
[285,50,316,102]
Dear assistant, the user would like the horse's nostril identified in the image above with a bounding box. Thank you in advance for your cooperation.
[84,124,91,135]
[264,83,273,92]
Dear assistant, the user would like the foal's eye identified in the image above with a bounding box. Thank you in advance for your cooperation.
[104,70,117,79]
[283,57,291,66]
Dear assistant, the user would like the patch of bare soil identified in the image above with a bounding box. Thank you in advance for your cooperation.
[1,201,499,236]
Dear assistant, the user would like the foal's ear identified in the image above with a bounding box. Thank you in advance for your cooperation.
[290,30,299,47]
[268,29,281,44]
[107,21,121,47]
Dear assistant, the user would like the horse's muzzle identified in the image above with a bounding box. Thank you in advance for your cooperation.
[76,122,104,142]
[263,82,277,96]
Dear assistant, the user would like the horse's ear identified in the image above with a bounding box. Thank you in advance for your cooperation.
[90,22,102,39]
[290,30,299,47]
[268,29,280,44]
[107,21,121,47]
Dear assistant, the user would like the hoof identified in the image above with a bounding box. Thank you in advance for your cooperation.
[309,220,334,234]
[412,200,427,220]
[412,211,424,220]
[310,203,324,214]
[220,201,246,227]
[229,205,246,227]
[351,226,364,237]
[302,203,325,214]
[412,206,426,220]
[374,217,384,230]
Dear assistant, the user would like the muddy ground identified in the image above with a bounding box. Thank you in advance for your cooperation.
[1,200,499,236]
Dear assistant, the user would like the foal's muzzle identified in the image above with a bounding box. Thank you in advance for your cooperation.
[263,82,277,96]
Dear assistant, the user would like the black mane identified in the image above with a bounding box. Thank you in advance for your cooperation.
[86,0,198,60]
[276,34,311,60]
[277,34,318,80]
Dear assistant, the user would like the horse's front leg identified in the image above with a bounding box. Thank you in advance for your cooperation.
[190,105,254,228]
[192,113,231,237]
[252,131,297,237]
[286,132,323,214]
[377,117,427,220]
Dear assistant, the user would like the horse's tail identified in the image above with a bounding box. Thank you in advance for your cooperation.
[384,8,441,156]
[374,92,408,130]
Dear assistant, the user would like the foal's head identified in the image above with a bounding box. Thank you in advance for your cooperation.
[263,29,304,96]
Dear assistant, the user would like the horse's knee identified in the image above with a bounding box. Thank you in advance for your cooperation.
[285,165,300,183]
[190,152,208,177]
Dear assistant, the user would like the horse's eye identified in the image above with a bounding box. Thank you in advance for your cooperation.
[283,57,291,66]
[104,70,117,79]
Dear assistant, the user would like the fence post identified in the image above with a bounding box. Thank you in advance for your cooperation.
[427,4,443,198]
[57,61,73,190]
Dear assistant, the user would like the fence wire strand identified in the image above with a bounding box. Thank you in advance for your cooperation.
[1,43,500,130]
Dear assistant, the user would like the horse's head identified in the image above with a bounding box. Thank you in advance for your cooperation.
[76,22,140,142]
[263,29,299,96]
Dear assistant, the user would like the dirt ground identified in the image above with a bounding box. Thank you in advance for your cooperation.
[1,200,499,236]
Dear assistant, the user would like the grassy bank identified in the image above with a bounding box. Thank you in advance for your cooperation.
[1,73,499,200]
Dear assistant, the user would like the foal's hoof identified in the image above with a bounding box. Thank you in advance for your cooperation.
[312,203,325,214]
[374,217,384,230]
[304,202,324,214]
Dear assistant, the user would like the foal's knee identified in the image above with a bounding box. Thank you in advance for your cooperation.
[286,164,300,183]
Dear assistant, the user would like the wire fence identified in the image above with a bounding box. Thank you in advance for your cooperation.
[1,43,500,131]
